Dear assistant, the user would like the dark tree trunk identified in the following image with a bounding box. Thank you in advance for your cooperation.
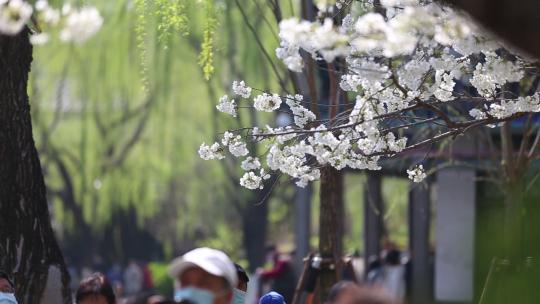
[242,201,268,273]
[0,29,71,303]
[242,179,278,273]
[318,166,344,302]
[408,182,432,304]
[364,171,386,276]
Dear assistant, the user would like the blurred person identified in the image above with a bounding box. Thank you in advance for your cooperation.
[327,281,396,304]
[142,263,154,291]
[124,261,144,296]
[326,281,360,304]
[380,250,405,300]
[0,271,17,304]
[113,281,125,301]
[66,258,81,291]
[124,291,172,304]
[234,263,249,292]
[168,247,237,304]
[354,286,396,304]
[233,263,249,304]
[366,256,383,285]
[82,266,95,281]
[257,246,296,304]
[258,291,285,304]
[76,272,116,304]
[146,295,172,304]
[108,262,124,286]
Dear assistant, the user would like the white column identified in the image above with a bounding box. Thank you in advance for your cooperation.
[435,168,476,302]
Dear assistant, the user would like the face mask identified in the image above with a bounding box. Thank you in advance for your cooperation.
[232,289,246,304]
[174,287,215,304]
[0,293,17,304]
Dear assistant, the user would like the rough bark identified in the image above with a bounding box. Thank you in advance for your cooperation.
[318,166,344,302]
[0,29,71,303]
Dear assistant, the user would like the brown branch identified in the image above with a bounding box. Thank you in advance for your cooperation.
[307,57,320,117]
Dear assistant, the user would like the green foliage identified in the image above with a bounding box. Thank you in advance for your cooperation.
[148,262,174,297]
[134,0,150,91]
[29,0,415,268]
[196,222,245,263]
[381,177,409,249]
[155,0,189,46]
[30,0,287,263]
[342,174,409,254]
[198,0,218,81]
[343,174,365,253]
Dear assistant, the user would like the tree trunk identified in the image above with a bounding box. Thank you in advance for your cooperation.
[242,181,277,272]
[318,166,343,302]
[0,29,71,303]
[408,181,432,304]
[242,201,268,273]
[364,171,386,276]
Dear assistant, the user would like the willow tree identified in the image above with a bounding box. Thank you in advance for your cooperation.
[28,0,289,271]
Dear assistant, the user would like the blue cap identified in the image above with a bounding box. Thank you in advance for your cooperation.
[259,292,286,304]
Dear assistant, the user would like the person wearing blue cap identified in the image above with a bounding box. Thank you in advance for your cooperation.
[259,291,286,304]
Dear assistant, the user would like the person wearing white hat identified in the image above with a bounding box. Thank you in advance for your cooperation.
[169,247,238,304]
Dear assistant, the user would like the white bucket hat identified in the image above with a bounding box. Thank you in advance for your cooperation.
[169,247,238,288]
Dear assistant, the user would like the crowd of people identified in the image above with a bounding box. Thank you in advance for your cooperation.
[0,246,411,304]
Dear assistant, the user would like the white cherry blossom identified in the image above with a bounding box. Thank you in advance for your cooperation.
[200,0,540,190]
[216,95,236,117]
[198,143,225,160]
[60,6,103,44]
[253,93,282,112]
[241,157,261,171]
[232,81,252,98]
[240,171,263,190]
[407,165,427,183]
[0,0,33,35]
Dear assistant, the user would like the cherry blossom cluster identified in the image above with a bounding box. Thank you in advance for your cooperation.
[0,0,102,45]
[200,0,540,189]
[407,165,427,183]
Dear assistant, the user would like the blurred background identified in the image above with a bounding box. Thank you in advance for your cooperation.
[26,0,540,303]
